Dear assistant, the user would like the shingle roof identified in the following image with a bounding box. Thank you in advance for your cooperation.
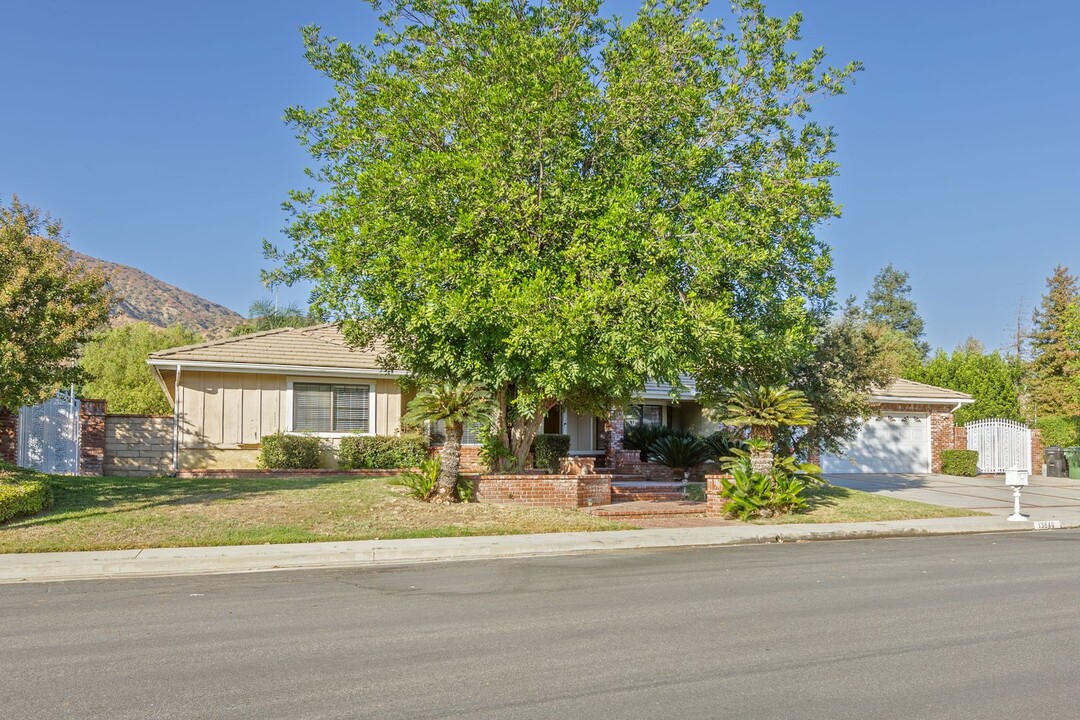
[871,378,973,403]
[147,324,391,372]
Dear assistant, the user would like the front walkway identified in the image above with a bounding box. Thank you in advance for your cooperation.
[826,473,1080,523]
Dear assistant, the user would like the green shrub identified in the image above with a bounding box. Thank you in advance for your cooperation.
[258,433,321,469]
[531,433,571,472]
[1036,416,1080,448]
[702,430,746,462]
[718,457,810,520]
[0,462,54,524]
[941,449,979,477]
[389,457,441,499]
[338,433,428,469]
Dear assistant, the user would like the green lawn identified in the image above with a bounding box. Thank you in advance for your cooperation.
[753,486,987,524]
[0,474,629,554]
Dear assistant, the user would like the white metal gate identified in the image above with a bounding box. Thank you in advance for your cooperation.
[17,391,81,475]
[965,418,1031,474]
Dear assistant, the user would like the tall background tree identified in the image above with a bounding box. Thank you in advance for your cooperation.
[860,264,929,361]
[1029,265,1080,418]
[0,196,112,409]
[269,0,860,467]
[79,323,203,414]
[229,298,317,337]
[908,338,1024,424]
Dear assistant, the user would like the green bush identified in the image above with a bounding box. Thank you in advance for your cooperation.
[389,457,441,499]
[532,433,571,472]
[1036,416,1080,448]
[339,434,428,469]
[941,449,979,477]
[621,424,672,461]
[0,462,54,524]
[258,433,321,469]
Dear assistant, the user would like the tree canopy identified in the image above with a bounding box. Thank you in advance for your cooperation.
[860,264,929,359]
[269,0,860,465]
[0,196,112,409]
[908,341,1024,425]
[79,323,203,415]
[229,298,318,337]
[1029,265,1080,417]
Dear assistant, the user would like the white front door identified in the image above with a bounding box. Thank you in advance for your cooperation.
[822,413,931,474]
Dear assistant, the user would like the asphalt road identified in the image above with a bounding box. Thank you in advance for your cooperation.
[4,532,1080,719]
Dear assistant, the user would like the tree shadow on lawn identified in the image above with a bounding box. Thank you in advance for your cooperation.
[8,474,388,529]
[797,485,852,514]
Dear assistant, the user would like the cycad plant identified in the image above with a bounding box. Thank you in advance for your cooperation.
[720,382,817,472]
[647,434,712,482]
[403,381,494,503]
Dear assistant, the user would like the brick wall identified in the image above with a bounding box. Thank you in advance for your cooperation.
[474,473,612,508]
[0,408,17,464]
[605,410,626,468]
[104,415,175,477]
[79,399,107,476]
[704,474,731,517]
[1031,429,1045,475]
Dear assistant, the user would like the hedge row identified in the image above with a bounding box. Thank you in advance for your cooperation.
[258,433,322,469]
[941,449,979,477]
[532,434,571,472]
[0,461,54,524]
[339,434,428,469]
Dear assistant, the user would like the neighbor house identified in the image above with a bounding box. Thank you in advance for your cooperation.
[147,324,972,474]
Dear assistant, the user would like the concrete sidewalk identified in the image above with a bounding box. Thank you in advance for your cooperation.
[1,512,1073,584]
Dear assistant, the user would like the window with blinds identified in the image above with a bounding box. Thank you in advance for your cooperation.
[292,383,371,433]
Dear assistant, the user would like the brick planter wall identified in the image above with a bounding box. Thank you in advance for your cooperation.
[704,474,731,517]
[79,400,107,476]
[474,473,612,508]
[103,415,174,477]
[1031,430,1044,475]
[0,408,17,464]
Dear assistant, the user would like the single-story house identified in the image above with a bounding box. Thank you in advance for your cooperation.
[147,324,707,471]
[147,324,971,474]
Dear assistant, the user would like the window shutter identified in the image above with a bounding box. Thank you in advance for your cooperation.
[293,383,332,432]
[333,384,370,433]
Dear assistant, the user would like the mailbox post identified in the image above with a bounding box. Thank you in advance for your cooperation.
[1005,468,1029,522]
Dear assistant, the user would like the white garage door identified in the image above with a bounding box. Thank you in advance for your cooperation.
[821,413,931,474]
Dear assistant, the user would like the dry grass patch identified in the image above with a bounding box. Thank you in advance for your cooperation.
[0,474,630,554]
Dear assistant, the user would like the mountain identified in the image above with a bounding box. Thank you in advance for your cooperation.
[72,252,244,336]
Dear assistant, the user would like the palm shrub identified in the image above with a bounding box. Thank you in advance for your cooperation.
[719,382,817,472]
[621,423,672,461]
[647,434,712,480]
[718,458,810,520]
[403,381,494,503]
[702,430,746,462]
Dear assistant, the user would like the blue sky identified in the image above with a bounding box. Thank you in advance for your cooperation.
[3,0,1077,352]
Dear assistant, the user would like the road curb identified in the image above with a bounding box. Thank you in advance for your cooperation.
[2,517,1075,583]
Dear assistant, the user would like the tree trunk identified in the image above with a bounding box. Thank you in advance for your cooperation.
[750,449,774,475]
[509,401,554,471]
[433,421,463,503]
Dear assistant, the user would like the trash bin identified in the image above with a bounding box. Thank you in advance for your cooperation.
[1045,446,1067,478]
[1064,447,1080,480]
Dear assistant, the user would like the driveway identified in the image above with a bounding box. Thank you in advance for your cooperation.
[826,473,1080,522]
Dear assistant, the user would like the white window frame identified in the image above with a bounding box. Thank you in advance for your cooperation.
[285,377,378,438]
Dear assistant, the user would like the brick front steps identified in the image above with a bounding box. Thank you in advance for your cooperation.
[585,499,706,517]
[611,481,690,503]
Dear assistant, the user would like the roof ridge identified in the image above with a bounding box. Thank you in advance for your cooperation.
[148,326,300,358]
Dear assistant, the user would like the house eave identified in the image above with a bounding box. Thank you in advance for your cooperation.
[146,358,406,378]
[870,395,974,406]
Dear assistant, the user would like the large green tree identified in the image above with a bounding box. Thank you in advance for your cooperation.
[270,0,859,467]
[0,196,112,409]
[79,323,203,414]
[1029,265,1080,417]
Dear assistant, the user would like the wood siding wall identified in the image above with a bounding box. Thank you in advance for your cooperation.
[178,371,402,449]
